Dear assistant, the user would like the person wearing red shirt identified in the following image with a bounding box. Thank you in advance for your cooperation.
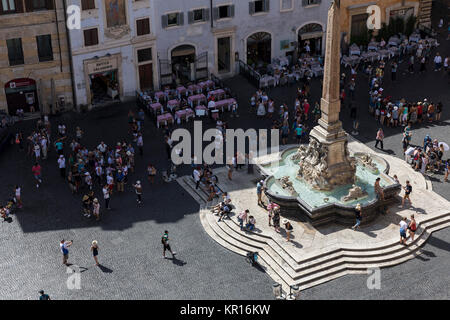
[32,163,42,188]
[417,103,423,124]
[303,99,310,120]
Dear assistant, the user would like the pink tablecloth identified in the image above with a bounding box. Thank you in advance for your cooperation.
[155,92,165,101]
[198,80,214,89]
[149,103,163,113]
[214,98,237,111]
[175,108,194,121]
[188,94,206,107]
[208,89,225,100]
[156,113,173,128]
[188,84,201,94]
[176,86,187,94]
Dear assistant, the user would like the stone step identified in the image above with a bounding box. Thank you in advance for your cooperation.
[221,209,450,269]
[201,210,294,288]
[202,206,450,291]
[207,207,450,278]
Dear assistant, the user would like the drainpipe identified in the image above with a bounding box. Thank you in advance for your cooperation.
[62,0,78,112]
[210,0,214,29]
[53,0,63,73]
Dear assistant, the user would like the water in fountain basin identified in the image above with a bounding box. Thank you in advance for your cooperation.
[263,149,390,208]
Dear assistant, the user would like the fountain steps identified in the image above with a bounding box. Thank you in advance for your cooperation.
[202,207,450,290]
[178,176,450,290]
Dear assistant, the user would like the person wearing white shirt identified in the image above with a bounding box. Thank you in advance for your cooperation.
[102,185,111,210]
[193,168,201,189]
[57,155,66,178]
[97,142,107,154]
[399,217,408,245]
[208,99,216,110]
[444,57,449,72]
[434,53,442,71]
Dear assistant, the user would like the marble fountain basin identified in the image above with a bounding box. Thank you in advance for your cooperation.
[257,147,401,226]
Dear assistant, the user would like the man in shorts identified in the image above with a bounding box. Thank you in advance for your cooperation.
[401,180,412,207]
[60,239,72,265]
[162,230,175,259]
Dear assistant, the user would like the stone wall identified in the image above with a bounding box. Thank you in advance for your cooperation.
[0,4,73,114]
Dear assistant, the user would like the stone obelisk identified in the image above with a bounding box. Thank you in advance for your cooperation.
[296,0,356,191]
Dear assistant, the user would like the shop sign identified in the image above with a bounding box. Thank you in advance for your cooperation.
[87,59,118,74]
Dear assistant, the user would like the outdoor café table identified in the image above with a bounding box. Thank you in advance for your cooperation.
[378,49,390,60]
[214,98,237,112]
[149,102,163,115]
[409,34,420,43]
[187,84,201,95]
[156,113,174,128]
[208,89,225,100]
[349,44,361,56]
[195,105,208,117]
[167,99,180,112]
[175,108,194,122]
[176,86,187,98]
[198,80,215,90]
[155,91,165,102]
[188,94,207,107]
[367,42,379,51]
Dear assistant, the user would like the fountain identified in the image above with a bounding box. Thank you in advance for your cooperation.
[256,0,401,226]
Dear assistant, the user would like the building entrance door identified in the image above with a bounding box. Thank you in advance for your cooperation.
[218,37,231,73]
[171,45,196,85]
[4,78,39,115]
[139,63,153,90]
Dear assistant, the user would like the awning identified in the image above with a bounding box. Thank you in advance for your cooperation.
[301,31,323,40]
[172,47,195,57]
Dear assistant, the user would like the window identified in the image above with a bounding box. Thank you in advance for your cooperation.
[83,28,99,46]
[213,5,234,20]
[1,0,20,14]
[188,8,209,24]
[301,0,321,6]
[280,0,293,11]
[162,12,184,28]
[137,48,152,63]
[6,38,24,66]
[167,13,178,26]
[32,0,46,10]
[36,34,53,62]
[136,18,150,36]
[81,0,95,10]
[249,0,270,14]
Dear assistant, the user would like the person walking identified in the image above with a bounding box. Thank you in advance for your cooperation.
[401,180,412,207]
[147,164,156,184]
[162,230,176,259]
[408,214,417,242]
[351,203,362,230]
[102,184,111,210]
[391,62,397,81]
[39,290,51,300]
[399,217,408,245]
[434,53,442,71]
[91,240,99,266]
[15,185,22,209]
[57,155,66,178]
[283,219,293,242]
[272,209,281,233]
[256,180,264,206]
[136,133,144,157]
[133,180,143,204]
[32,162,42,188]
[375,128,384,150]
[92,198,100,221]
[60,239,72,266]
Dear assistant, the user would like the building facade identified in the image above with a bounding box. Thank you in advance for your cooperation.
[67,0,331,109]
[340,0,421,44]
[0,0,74,115]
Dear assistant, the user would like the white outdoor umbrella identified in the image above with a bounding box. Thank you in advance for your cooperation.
[439,142,449,151]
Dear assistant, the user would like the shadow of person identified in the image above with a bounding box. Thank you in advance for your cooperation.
[252,262,266,273]
[98,264,113,273]
[168,256,187,266]
[418,248,437,258]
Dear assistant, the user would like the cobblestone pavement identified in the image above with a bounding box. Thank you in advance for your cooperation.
[1,4,449,300]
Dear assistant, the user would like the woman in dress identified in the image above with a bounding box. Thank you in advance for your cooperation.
[91,240,99,266]
[92,198,100,221]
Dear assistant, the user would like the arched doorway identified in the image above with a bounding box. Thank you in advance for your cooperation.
[246,32,271,70]
[4,78,39,115]
[171,45,196,84]
[298,23,323,56]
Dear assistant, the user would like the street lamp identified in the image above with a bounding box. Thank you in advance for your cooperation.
[272,282,286,300]
[287,284,300,300]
